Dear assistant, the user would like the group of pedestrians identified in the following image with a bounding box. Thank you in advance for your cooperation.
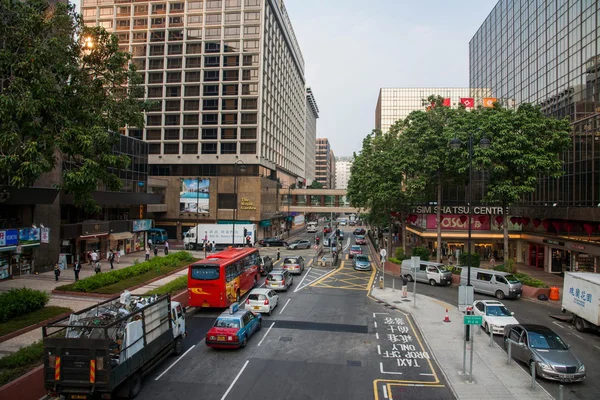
[145,239,169,261]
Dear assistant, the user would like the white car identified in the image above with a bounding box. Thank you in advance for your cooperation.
[245,288,279,316]
[472,300,519,335]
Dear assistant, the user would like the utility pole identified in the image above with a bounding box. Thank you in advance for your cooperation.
[195,176,199,250]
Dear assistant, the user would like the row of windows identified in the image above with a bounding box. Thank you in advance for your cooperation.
[145,98,258,112]
[83,0,261,9]
[128,127,257,140]
[131,55,258,71]
[126,40,259,54]
[91,13,261,29]
[141,83,259,96]
[87,5,260,19]
[146,113,258,126]
[143,69,258,83]
[149,142,257,155]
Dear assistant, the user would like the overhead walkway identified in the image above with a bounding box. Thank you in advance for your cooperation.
[279,188,364,213]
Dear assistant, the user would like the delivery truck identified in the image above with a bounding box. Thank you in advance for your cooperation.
[183,223,256,250]
[43,292,186,399]
[561,272,600,333]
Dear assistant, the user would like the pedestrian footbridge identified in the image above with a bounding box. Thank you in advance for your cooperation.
[279,189,363,214]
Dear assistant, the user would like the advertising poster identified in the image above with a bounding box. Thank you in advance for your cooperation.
[0,230,18,247]
[18,228,41,244]
[41,228,50,244]
[180,178,210,214]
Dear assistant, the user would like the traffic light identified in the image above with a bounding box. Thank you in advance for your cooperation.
[243,228,248,237]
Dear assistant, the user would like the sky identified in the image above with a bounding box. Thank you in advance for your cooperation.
[285,0,498,156]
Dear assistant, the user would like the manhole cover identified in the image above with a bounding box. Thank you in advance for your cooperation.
[280,337,292,342]
[347,360,362,367]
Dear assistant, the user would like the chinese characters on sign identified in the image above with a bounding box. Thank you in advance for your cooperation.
[379,316,430,370]
[569,287,592,307]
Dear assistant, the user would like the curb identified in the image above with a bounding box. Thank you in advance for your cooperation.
[0,310,73,344]
[0,364,45,400]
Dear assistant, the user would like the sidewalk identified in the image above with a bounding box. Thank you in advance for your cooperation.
[371,287,553,400]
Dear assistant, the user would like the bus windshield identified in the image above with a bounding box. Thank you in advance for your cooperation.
[191,264,220,280]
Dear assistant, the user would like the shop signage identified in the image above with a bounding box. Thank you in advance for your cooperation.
[259,220,272,227]
[426,215,490,231]
[414,206,508,215]
[132,219,153,232]
[18,228,41,244]
[293,215,305,225]
[82,221,109,235]
[240,198,257,211]
[543,239,565,246]
[0,229,18,247]
[41,228,50,244]
[571,244,585,251]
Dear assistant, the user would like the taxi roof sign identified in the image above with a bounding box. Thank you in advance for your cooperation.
[229,302,240,314]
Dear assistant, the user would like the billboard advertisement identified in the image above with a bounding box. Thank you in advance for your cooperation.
[18,228,41,244]
[426,215,491,231]
[180,178,210,214]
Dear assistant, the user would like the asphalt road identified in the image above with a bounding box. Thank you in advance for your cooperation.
[136,225,454,400]
[380,262,600,400]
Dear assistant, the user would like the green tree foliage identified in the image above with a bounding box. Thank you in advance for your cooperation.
[308,180,323,189]
[0,0,149,211]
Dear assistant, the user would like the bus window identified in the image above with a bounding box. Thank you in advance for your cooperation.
[191,264,220,280]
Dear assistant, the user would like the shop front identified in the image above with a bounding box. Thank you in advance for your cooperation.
[108,220,133,256]
[79,221,110,261]
[522,235,600,274]
[132,219,153,252]
[0,229,18,280]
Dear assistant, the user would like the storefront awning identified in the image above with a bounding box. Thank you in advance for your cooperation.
[109,232,133,241]
[80,233,109,239]
[0,246,17,253]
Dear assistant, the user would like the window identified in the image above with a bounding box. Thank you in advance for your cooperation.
[164,128,180,140]
[99,20,113,28]
[202,114,218,125]
[170,3,184,13]
[165,100,180,111]
[243,40,259,51]
[99,7,113,15]
[225,13,241,23]
[134,18,148,28]
[244,0,259,6]
[187,15,202,25]
[202,142,218,154]
[147,115,162,126]
[244,12,259,21]
[168,30,183,41]
[186,43,202,54]
[164,143,179,154]
[128,128,143,139]
[241,113,257,124]
[151,17,166,27]
[222,113,237,125]
[117,19,131,29]
[146,128,162,139]
[221,128,237,139]
[166,71,181,83]
[187,29,202,39]
[205,42,221,53]
[225,0,241,8]
[221,142,237,154]
[203,85,219,96]
[186,57,201,68]
[133,58,146,70]
[224,55,239,66]
[243,25,260,36]
[83,9,96,17]
[166,86,181,97]
[240,128,256,139]
[202,128,218,139]
[223,84,238,95]
[205,56,220,66]
[134,5,148,15]
[167,57,182,69]
[183,128,199,139]
[149,143,161,154]
[476,272,493,282]
[206,28,221,38]
[241,98,257,109]
[150,31,165,42]
[185,85,200,96]
[221,98,237,110]
[241,143,256,156]
[184,100,200,111]
[206,14,222,24]
[188,1,203,10]
[206,0,222,9]
[149,45,164,56]
[165,114,180,125]
[147,86,163,98]
[132,32,146,42]
[183,114,199,125]
[223,70,238,81]
[223,41,239,52]
[152,4,166,14]
[243,54,258,66]
[203,70,219,81]
[224,27,240,37]
[241,83,257,95]
[203,99,218,110]
[169,16,183,26]
[117,33,130,43]
[167,44,183,55]
[242,69,258,80]
[183,143,198,154]
[148,59,164,70]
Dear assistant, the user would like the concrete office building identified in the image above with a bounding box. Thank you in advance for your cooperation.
[375,87,476,134]
[304,87,319,184]
[315,138,335,189]
[81,0,310,239]
[335,156,353,190]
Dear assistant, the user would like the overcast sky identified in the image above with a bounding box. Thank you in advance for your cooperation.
[285,0,497,156]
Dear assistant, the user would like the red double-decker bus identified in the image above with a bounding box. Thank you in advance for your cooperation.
[188,247,260,308]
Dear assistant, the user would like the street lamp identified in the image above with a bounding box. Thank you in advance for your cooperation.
[449,133,490,286]
[232,160,246,246]
[195,177,200,250]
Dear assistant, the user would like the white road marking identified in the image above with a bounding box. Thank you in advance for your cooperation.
[420,373,435,376]
[572,333,584,340]
[155,345,195,380]
[552,321,566,329]
[377,344,381,355]
[374,321,378,328]
[372,312,388,317]
[594,345,600,351]
[294,267,312,292]
[220,359,249,400]
[279,298,291,314]
[376,332,379,339]
[380,362,402,375]
[383,384,389,399]
[257,322,275,347]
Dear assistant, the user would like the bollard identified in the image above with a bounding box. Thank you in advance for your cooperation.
[462,331,467,374]
[530,361,536,390]
[469,339,475,383]
[489,325,494,347]
[507,340,512,365]
[558,384,564,400]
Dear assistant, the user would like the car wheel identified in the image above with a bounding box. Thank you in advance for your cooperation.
[257,320,262,331]
[406,274,414,282]
[240,336,248,348]
[574,317,586,332]
[484,323,490,334]
[429,279,436,286]
[267,307,271,316]
[495,290,505,300]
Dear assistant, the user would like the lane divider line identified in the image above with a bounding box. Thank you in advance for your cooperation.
[257,322,275,347]
[383,384,389,399]
[220,359,249,400]
[294,267,313,292]
[279,298,291,314]
[155,344,196,380]
[376,332,379,340]
[377,344,381,355]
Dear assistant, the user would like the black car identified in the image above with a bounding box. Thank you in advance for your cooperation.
[259,237,288,247]
[258,255,274,276]
[353,228,366,235]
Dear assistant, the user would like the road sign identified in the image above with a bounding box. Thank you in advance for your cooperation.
[464,315,483,325]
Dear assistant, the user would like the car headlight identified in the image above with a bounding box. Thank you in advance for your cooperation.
[537,362,553,372]
[578,364,585,372]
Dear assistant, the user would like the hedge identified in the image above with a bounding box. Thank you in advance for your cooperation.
[459,252,481,268]
[493,266,548,288]
[411,246,430,261]
[145,275,188,296]
[394,248,410,261]
[57,252,195,293]
[0,288,49,323]
[0,341,44,386]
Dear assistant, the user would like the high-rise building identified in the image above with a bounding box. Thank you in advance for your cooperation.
[304,87,319,184]
[315,138,335,189]
[375,88,483,133]
[335,156,353,190]
[81,0,310,239]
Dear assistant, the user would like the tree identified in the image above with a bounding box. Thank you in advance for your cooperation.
[308,180,323,189]
[474,103,571,261]
[0,0,149,211]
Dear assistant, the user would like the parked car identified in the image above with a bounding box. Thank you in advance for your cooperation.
[206,304,262,349]
[258,255,274,276]
[353,228,366,235]
[460,267,523,299]
[503,324,585,382]
[265,270,293,291]
[349,221,356,226]
[324,226,332,234]
[259,237,288,247]
[287,239,311,250]
[353,255,372,271]
[282,256,305,275]
[349,245,363,258]
[245,288,279,316]
[401,260,452,286]
[355,235,367,245]
[339,220,347,226]
[472,300,519,334]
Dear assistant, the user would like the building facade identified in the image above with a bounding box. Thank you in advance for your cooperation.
[81,0,310,238]
[315,138,335,189]
[304,87,319,184]
[335,156,353,190]
[375,87,477,134]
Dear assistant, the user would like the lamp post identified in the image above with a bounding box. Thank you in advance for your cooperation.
[195,176,200,250]
[449,133,490,285]
[232,160,246,246]
[287,185,291,238]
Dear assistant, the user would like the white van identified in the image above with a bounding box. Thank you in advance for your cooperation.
[307,222,317,233]
[460,267,522,300]
[401,260,453,286]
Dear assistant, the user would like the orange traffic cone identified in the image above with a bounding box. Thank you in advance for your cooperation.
[443,309,451,323]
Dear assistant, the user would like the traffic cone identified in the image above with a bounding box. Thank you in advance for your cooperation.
[443,309,451,323]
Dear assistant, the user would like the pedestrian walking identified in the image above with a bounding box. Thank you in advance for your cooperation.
[54,263,61,282]
[277,249,280,261]
[153,245,158,257]
[94,261,101,274]
[116,244,121,264]
[490,257,495,269]
[164,241,169,255]
[91,250,98,268]
[380,247,387,263]
[148,237,152,250]
[212,241,216,252]
[145,246,150,261]
[74,260,81,282]
[108,248,115,269]
[402,275,409,298]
